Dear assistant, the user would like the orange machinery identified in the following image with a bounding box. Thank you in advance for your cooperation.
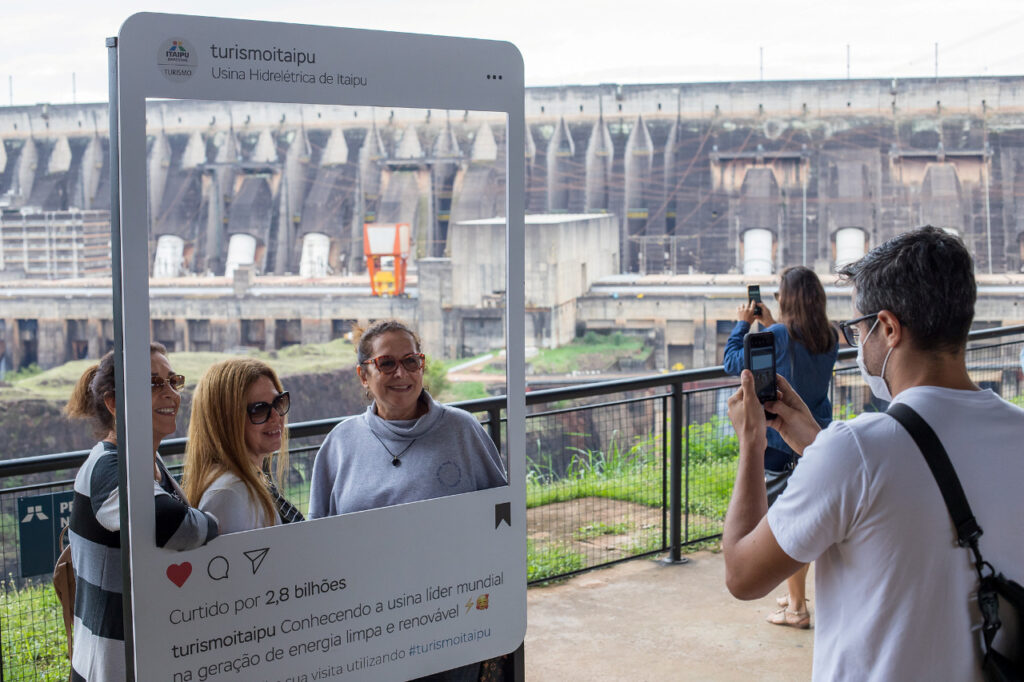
[363,223,410,296]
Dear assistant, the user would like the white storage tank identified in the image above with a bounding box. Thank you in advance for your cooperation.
[835,227,866,269]
[742,228,773,275]
[299,232,331,278]
[152,235,185,278]
[225,233,257,277]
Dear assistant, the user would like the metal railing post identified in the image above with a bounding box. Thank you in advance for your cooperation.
[662,377,687,564]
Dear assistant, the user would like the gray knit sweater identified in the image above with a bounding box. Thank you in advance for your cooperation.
[308,392,507,517]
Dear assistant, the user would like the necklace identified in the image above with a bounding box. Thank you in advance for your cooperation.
[370,430,416,467]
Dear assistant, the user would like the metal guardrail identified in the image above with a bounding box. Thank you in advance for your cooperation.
[0,325,1022,681]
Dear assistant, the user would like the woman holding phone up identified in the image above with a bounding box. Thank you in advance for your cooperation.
[723,266,838,629]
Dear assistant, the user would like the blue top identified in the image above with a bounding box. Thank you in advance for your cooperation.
[723,321,838,469]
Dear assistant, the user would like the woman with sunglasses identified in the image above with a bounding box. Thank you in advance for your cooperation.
[65,343,219,682]
[309,318,506,518]
[722,266,838,630]
[184,358,303,534]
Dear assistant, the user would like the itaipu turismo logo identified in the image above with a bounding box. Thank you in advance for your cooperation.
[157,37,197,83]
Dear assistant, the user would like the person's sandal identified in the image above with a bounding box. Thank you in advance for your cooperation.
[775,595,810,608]
[767,607,810,629]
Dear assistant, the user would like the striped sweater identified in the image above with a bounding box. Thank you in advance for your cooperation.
[68,441,218,682]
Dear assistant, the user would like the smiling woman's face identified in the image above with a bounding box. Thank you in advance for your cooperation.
[358,330,424,421]
[243,375,285,464]
[150,352,181,441]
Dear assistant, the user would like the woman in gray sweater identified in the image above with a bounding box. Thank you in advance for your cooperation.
[308,319,506,517]
[308,319,507,682]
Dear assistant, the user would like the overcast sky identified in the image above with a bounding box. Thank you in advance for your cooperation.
[2,0,1023,106]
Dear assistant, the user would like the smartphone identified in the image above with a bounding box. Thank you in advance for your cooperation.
[747,284,762,316]
[743,330,777,418]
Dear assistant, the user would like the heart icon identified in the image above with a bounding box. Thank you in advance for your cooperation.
[166,562,192,588]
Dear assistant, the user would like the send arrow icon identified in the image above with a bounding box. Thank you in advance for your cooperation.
[243,547,270,575]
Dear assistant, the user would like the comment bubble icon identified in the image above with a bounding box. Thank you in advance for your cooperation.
[207,555,229,581]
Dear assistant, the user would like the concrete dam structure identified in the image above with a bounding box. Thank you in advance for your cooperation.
[3,76,1024,372]
[4,76,1024,279]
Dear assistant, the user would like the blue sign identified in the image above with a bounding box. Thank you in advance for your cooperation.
[18,491,74,578]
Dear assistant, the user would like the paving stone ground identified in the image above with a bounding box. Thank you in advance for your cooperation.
[525,550,815,681]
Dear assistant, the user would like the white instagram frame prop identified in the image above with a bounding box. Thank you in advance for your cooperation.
[111,13,525,681]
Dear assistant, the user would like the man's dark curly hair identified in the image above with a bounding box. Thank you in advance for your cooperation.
[837,226,976,352]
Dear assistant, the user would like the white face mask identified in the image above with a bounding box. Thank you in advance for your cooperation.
[856,318,894,402]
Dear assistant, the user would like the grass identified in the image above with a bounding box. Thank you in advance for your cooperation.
[0,338,359,403]
[573,521,633,541]
[526,540,586,584]
[528,332,648,375]
[0,577,68,681]
[441,381,491,403]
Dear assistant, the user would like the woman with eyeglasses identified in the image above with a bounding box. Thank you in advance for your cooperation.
[65,343,219,682]
[723,266,838,630]
[184,358,303,534]
[309,318,507,518]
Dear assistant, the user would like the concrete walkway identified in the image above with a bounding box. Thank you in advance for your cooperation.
[525,551,815,681]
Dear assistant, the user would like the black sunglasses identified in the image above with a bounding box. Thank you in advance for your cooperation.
[360,353,425,375]
[838,313,879,347]
[151,374,185,392]
[246,391,290,425]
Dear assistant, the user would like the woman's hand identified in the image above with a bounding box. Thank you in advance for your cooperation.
[736,301,759,324]
[727,370,768,454]
[757,303,776,326]
[764,374,821,455]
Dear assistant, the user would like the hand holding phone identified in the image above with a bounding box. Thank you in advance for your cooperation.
[747,285,762,316]
[743,330,777,418]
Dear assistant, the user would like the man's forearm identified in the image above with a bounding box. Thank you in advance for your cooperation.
[723,441,768,553]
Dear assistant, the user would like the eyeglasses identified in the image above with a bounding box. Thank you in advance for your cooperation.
[360,353,425,375]
[838,313,879,347]
[152,374,185,392]
[246,391,290,425]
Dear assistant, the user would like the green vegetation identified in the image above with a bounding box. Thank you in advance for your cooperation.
[3,363,43,383]
[526,540,586,584]
[422,355,450,398]
[0,578,67,681]
[528,332,648,374]
[573,521,633,541]
[0,338,358,403]
[442,381,490,403]
[525,420,738,524]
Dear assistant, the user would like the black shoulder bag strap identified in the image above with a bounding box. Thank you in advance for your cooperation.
[887,403,1021,681]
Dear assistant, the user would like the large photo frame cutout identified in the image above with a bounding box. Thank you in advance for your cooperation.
[113,13,524,681]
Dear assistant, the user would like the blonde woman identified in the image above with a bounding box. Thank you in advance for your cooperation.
[184,358,303,533]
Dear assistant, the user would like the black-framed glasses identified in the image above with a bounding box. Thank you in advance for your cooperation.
[838,313,879,347]
[151,374,185,392]
[246,391,290,425]
[361,353,425,375]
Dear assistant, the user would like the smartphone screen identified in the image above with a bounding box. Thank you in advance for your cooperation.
[744,331,777,405]
[748,285,763,316]
[749,346,776,402]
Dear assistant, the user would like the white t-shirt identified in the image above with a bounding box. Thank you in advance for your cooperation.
[768,386,1024,682]
[198,471,279,534]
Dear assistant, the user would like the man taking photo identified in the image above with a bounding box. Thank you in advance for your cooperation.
[723,226,1024,680]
